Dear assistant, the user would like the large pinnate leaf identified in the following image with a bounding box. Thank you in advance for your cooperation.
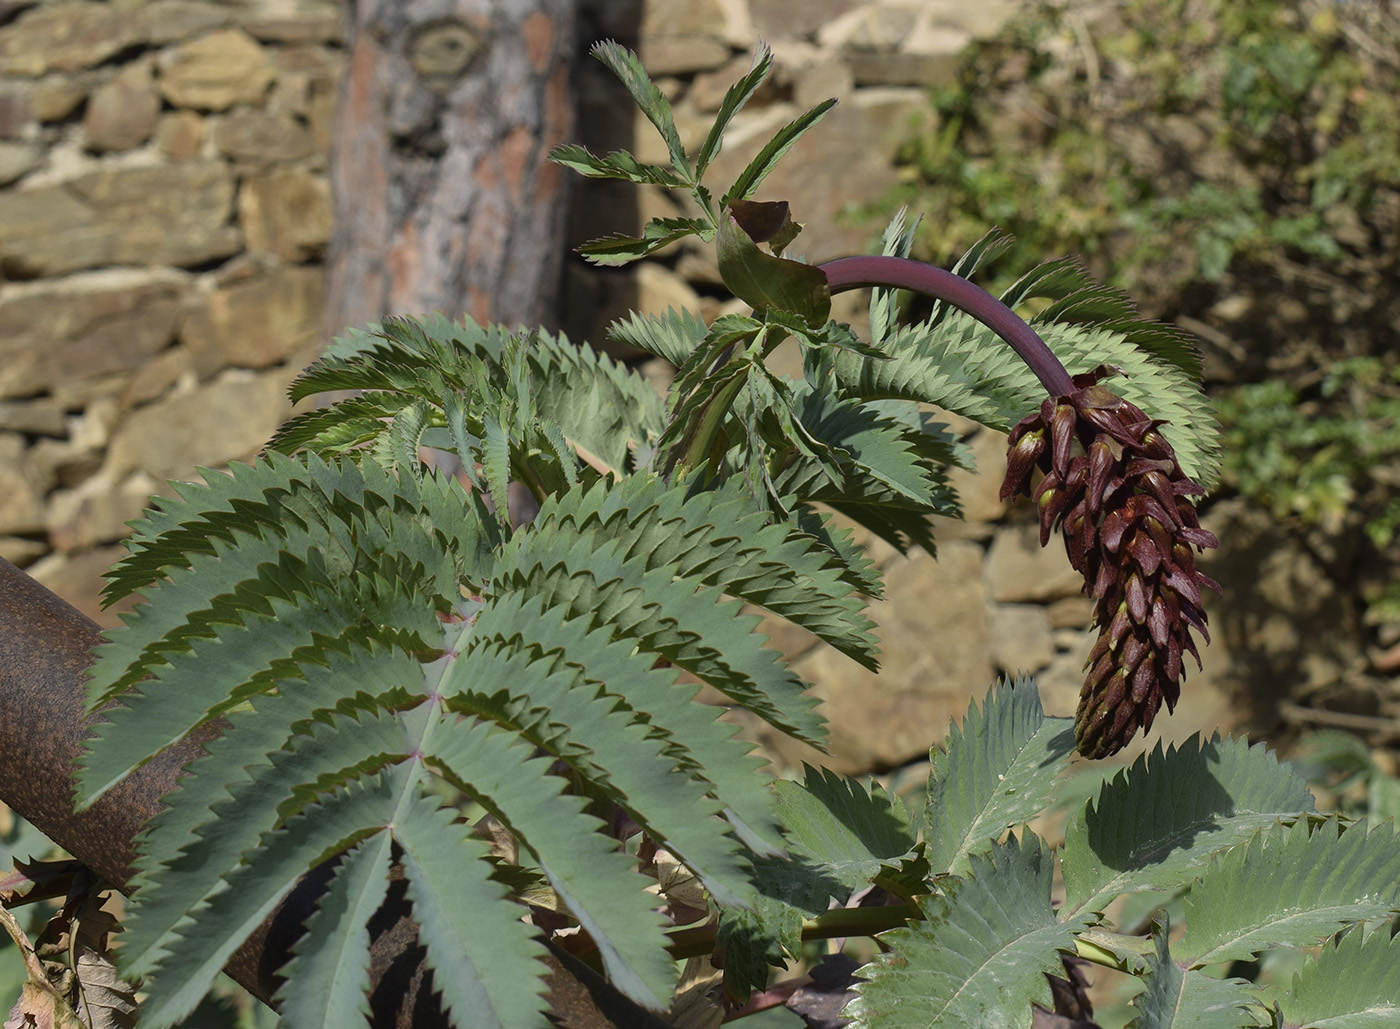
[921,676,1075,877]
[1060,735,1314,915]
[846,833,1093,1029]
[1177,817,1400,967]
[76,438,871,1024]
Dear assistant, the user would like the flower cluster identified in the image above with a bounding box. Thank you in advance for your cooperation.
[1000,368,1220,758]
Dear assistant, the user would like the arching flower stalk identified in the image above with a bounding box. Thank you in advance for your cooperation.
[820,256,1219,758]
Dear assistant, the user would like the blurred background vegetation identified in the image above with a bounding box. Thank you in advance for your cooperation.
[887,0,1400,631]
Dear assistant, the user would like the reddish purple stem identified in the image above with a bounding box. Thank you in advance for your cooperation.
[819,255,1077,397]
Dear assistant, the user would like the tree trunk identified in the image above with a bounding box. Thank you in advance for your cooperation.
[324,0,578,337]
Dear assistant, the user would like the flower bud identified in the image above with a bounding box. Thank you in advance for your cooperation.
[1000,367,1219,758]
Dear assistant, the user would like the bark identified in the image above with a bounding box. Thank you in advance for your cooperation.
[0,557,668,1029]
[324,0,578,337]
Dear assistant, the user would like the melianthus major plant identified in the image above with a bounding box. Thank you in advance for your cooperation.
[35,41,1398,1029]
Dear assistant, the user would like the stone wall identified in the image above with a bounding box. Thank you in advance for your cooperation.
[0,0,342,613]
[0,0,1271,774]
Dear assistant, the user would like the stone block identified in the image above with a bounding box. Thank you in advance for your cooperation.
[29,437,103,492]
[212,109,314,164]
[0,87,32,138]
[159,28,275,111]
[124,347,195,407]
[0,161,241,276]
[821,5,920,51]
[984,521,1084,603]
[987,602,1055,674]
[0,537,48,567]
[791,54,854,110]
[241,0,346,43]
[143,0,233,45]
[1046,595,1094,629]
[30,75,86,122]
[156,110,206,159]
[915,0,1021,41]
[104,368,294,483]
[750,0,864,40]
[847,49,961,87]
[0,271,185,398]
[637,0,731,74]
[640,0,727,39]
[0,399,67,437]
[181,266,325,377]
[0,2,147,76]
[239,168,330,261]
[46,482,150,553]
[0,141,40,186]
[945,427,1009,527]
[84,61,160,152]
[746,540,994,772]
[0,433,46,534]
[638,36,731,76]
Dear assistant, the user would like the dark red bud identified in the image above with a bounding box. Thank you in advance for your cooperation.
[1178,526,1217,548]
[1126,573,1150,623]
[1049,403,1077,476]
[1148,593,1177,648]
[1001,429,1047,501]
[1129,655,1156,703]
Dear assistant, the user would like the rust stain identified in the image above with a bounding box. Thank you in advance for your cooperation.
[522,12,554,72]
[346,35,377,124]
[465,167,506,277]
[465,283,491,324]
[388,219,421,314]
[533,159,560,208]
[498,124,532,207]
[474,148,498,194]
[542,62,571,147]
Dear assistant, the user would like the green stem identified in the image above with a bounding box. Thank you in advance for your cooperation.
[668,368,749,478]
[1073,929,1156,974]
[665,903,918,961]
[819,255,1077,397]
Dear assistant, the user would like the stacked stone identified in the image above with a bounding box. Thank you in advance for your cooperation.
[0,0,343,612]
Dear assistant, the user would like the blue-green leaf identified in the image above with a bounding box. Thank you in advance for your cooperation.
[847,833,1092,1029]
[923,676,1075,877]
[774,765,918,895]
[395,793,552,1029]
[1268,925,1400,1028]
[1060,735,1315,916]
[1126,920,1262,1029]
[1178,818,1400,967]
[276,833,394,1029]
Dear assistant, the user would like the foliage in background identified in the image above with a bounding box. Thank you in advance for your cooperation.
[892,0,1400,621]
